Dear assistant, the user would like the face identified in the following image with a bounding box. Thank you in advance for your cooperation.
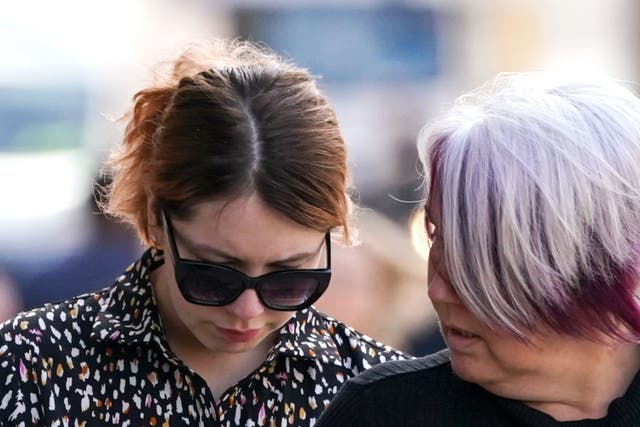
[425,190,602,396]
[152,193,327,356]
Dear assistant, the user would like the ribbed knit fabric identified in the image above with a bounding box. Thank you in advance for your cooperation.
[315,350,640,427]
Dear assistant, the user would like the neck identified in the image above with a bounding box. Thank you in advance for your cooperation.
[506,341,640,421]
[170,330,275,401]
[150,266,276,400]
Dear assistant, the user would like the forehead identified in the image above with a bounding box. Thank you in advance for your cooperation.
[176,193,324,255]
[190,194,301,230]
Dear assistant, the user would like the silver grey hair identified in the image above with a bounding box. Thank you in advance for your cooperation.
[418,72,640,337]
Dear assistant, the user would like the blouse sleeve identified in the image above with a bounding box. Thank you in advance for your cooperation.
[0,320,44,426]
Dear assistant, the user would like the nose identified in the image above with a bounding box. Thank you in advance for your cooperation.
[427,268,462,305]
[225,289,265,320]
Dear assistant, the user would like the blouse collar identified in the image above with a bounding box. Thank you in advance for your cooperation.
[90,248,344,366]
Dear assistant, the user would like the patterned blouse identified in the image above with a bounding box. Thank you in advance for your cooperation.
[0,249,409,426]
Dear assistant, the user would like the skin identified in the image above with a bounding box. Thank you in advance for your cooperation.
[426,188,640,421]
[149,193,326,399]
[0,270,22,323]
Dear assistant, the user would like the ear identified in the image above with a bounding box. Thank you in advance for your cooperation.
[146,193,164,248]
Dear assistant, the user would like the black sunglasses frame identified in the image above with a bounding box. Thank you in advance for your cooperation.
[162,210,332,311]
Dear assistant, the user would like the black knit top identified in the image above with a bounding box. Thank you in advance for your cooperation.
[316,350,640,427]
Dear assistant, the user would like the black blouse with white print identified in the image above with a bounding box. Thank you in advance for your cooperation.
[0,248,410,426]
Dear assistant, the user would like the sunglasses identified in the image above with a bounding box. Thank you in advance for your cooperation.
[162,210,332,311]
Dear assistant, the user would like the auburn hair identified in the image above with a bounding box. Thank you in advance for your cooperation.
[102,40,352,246]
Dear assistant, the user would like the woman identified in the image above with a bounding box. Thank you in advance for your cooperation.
[316,73,640,426]
[0,40,407,426]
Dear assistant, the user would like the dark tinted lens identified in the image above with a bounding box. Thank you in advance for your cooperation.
[180,265,244,305]
[260,276,319,307]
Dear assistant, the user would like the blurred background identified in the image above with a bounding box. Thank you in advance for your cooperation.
[1,0,639,355]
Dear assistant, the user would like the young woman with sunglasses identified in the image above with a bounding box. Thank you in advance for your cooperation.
[0,40,408,426]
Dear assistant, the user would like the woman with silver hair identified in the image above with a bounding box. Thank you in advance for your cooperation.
[316,73,640,426]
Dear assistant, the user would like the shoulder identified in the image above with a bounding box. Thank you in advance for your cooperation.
[315,351,459,427]
[334,350,497,417]
[312,308,411,362]
[348,349,451,386]
[0,290,110,423]
[0,287,111,357]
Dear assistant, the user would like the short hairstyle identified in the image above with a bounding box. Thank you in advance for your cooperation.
[103,40,352,246]
[418,72,640,341]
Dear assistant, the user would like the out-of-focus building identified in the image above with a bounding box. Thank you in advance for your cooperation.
[0,0,225,308]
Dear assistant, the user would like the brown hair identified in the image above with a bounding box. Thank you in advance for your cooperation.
[102,40,353,247]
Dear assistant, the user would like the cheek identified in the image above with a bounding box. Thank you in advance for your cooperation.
[426,257,437,286]
[481,330,540,369]
[267,311,295,329]
[427,240,448,280]
[168,280,187,309]
[426,263,438,298]
[167,281,215,324]
[427,254,455,303]
[303,250,325,269]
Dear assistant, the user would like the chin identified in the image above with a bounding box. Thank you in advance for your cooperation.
[219,342,259,354]
[448,351,493,384]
